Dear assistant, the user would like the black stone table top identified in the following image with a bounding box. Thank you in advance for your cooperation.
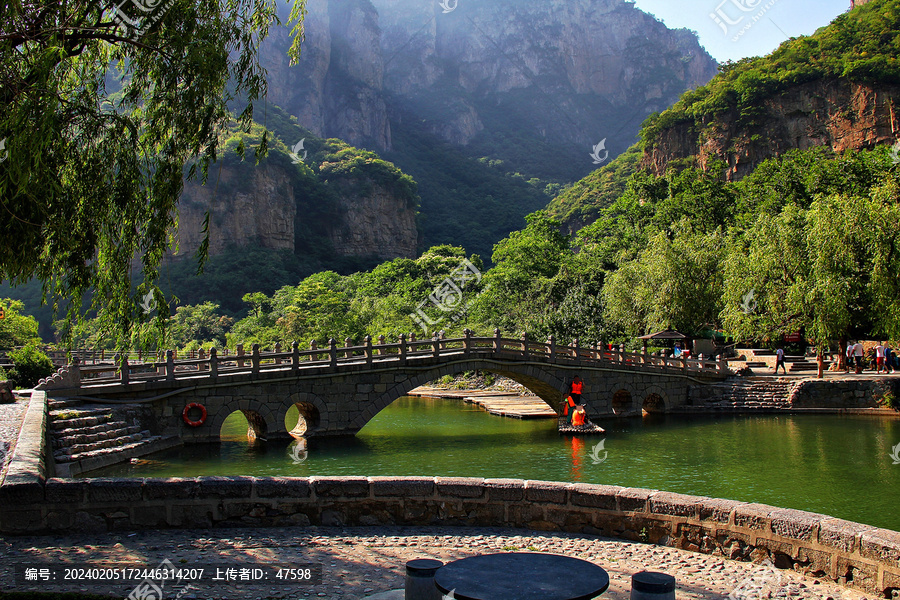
[433,552,610,600]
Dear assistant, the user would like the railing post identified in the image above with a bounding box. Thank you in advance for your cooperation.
[365,335,373,366]
[378,335,386,356]
[548,335,556,362]
[432,333,440,358]
[682,354,689,374]
[237,343,245,369]
[292,341,300,372]
[199,348,206,372]
[493,328,501,352]
[251,343,260,376]
[345,337,353,359]
[399,333,407,366]
[438,330,445,351]
[572,338,579,359]
[310,340,318,361]
[209,347,218,380]
[717,355,726,374]
[329,338,338,369]
[274,342,282,365]
[464,329,472,356]
[166,350,175,381]
[119,354,129,385]
[620,344,626,364]
[642,347,650,366]
[521,332,529,360]
[410,332,416,343]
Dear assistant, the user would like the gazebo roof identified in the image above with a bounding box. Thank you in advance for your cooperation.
[637,329,690,341]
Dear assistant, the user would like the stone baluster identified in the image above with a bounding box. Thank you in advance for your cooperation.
[493,328,502,353]
[237,343,245,369]
[438,330,445,351]
[378,335,386,356]
[345,337,353,359]
[310,340,318,362]
[547,335,556,362]
[166,350,175,381]
[432,333,440,358]
[399,333,407,366]
[251,343,260,376]
[329,338,338,369]
[410,332,416,344]
[209,347,218,380]
[521,332,529,360]
[199,348,207,372]
[292,341,300,372]
[365,335,373,366]
[119,354,129,385]
[274,342,282,365]
[463,329,472,356]
[572,338,579,359]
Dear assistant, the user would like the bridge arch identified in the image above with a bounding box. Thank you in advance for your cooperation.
[640,385,669,414]
[611,383,640,415]
[286,392,331,437]
[211,398,280,442]
[347,361,568,432]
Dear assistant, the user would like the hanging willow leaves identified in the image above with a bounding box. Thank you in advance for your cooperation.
[0,0,307,348]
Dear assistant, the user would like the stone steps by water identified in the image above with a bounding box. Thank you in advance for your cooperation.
[687,378,796,410]
[47,400,161,465]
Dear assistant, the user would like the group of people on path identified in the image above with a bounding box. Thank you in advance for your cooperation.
[845,341,897,374]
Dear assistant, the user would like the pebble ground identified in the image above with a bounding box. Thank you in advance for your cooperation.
[0,526,866,600]
[0,396,27,479]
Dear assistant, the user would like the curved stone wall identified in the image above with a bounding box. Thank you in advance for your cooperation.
[2,474,900,595]
[4,393,900,596]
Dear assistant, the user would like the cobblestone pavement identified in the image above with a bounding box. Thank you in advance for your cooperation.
[0,396,27,480]
[1,526,865,600]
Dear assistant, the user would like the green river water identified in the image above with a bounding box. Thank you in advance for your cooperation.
[88,397,900,532]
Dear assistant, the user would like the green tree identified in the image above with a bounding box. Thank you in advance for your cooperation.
[0,0,306,346]
[0,299,40,350]
[6,343,54,389]
[171,302,232,349]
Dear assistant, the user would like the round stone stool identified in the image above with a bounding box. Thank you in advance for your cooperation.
[631,571,676,600]
[405,558,444,600]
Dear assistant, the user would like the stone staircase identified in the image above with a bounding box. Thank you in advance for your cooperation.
[686,378,797,411]
[49,399,178,476]
[733,349,831,373]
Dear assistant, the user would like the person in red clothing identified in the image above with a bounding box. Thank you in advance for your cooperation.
[570,376,583,405]
[562,395,577,423]
[571,405,587,427]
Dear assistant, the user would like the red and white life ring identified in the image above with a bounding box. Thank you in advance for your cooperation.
[182,402,207,427]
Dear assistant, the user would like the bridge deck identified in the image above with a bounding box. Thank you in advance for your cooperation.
[38,332,729,394]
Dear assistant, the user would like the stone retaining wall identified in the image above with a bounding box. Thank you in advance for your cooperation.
[4,392,900,596]
[2,472,900,595]
[790,378,899,409]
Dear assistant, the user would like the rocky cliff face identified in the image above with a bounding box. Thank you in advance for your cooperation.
[261,0,392,151]
[261,0,717,154]
[177,165,297,257]
[643,80,900,181]
[371,0,717,149]
[326,181,418,258]
[176,158,418,261]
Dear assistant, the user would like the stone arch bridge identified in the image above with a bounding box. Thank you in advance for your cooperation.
[39,331,729,442]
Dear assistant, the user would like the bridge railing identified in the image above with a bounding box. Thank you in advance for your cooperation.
[45,329,728,391]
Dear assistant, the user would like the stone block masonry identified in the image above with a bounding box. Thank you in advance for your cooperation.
[1,471,899,595]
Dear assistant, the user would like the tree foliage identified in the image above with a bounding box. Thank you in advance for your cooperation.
[0,0,306,347]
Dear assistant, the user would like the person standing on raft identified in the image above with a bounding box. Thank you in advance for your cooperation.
[569,376,583,405]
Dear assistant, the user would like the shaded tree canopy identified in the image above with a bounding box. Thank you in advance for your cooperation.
[0,0,306,346]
